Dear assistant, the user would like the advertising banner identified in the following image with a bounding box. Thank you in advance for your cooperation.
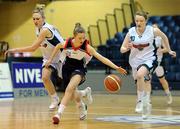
[11,62,48,97]
[0,63,14,100]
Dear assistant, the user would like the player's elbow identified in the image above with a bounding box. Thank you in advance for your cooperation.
[120,47,126,53]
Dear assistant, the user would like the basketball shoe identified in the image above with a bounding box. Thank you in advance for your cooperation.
[49,96,60,110]
[52,114,61,124]
[79,102,87,120]
[142,96,152,120]
[135,100,143,113]
[167,92,172,105]
[86,87,93,104]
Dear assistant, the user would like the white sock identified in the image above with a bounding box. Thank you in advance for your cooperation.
[143,91,151,103]
[58,104,66,115]
[165,89,170,95]
[146,91,151,102]
[137,90,144,102]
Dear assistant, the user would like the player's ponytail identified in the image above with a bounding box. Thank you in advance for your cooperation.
[33,4,45,19]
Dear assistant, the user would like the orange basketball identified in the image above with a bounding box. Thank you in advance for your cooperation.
[104,74,121,93]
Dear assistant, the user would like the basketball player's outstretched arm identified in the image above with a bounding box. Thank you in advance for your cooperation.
[5,28,49,54]
[88,45,127,74]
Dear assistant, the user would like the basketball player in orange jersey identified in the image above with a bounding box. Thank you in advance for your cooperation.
[45,23,127,124]
[120,11,176,119]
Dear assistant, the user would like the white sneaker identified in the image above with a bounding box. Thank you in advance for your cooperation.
[79,103,87,120]
[142,102,152,120]
[135,101,143,113]
[52,114,60,124]
[167,93,172,105]
[49,97,60,110]
[86,87,93,104]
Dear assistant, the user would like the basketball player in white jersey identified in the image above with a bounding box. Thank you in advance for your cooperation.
[45,23,127,124]
[153,24,173,104]
[6,7,64,110]
[120,11,176,119]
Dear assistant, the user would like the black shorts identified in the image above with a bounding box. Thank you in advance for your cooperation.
[62,65,87,89]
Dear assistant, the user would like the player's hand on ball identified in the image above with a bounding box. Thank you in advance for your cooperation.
[116,67,127,75]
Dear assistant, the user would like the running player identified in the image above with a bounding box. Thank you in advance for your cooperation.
[45,23,127,124]
[153,23,174,104]
[120,11,176,119]
[5,6,64,110]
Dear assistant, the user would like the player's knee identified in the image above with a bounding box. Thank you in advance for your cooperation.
[136,73,144,80]
[42,75,50,83]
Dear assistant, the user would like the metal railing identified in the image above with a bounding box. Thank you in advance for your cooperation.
[88,3,133,47]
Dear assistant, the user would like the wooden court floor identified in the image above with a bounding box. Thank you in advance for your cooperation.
[0,94,180,129]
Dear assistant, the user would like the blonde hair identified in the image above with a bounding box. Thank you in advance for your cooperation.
[33,4,45,19]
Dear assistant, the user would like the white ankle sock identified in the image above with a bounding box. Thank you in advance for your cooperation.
[137,91,144,102]
[58,104,66,115]
[165,89,170,95]
[146,91,151,102]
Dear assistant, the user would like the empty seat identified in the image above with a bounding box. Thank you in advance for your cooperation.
[176,72,180,81]
[108,45,128,66]
[97,45,108,57]
[175,32,180,39]
[160,26,168,34]
[161,16,173,22]
[149,16,161,23]
[163,56,176,66]
[169,65,180,72]
[109,45,121,59]
[106,38,116,46]
[170,25,179,33]
[166,31,173,39]
[173,15,180,26]
[178,58,180,65]
[164,20,176,28]
[165,72,176,81]
[156,21,164,28]
[177,50,180,58]
[151,73,159,82]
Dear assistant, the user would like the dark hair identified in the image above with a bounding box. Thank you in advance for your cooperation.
[73,23,85,36]
[33,6,45,19]
[135,11,149,20]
